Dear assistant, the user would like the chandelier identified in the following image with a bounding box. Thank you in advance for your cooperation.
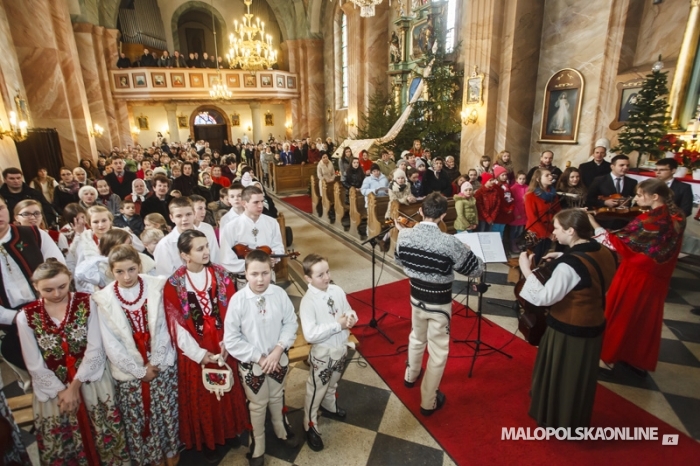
[227,0,277,72]
[0,108,28,143]
[209,0,232,99]
[330,0,392,18]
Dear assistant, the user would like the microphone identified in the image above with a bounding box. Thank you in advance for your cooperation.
[557,192,580,199]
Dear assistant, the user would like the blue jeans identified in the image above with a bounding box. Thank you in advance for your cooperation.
[477,221,492,232]
[509,225,524,252]
[492,223,506,238]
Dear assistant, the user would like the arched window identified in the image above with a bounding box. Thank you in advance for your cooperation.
[194,112,217,125]
[445,0,458,53]
[340,13,348,108]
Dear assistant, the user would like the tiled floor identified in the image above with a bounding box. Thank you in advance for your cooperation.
[3,198,699,465]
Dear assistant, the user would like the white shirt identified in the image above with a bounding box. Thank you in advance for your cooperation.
[219,213,284,274]
[0,228,65,325]
[154,224,220,276]
[17,297,106,402]
[300,284,357,350]
[224,284,298,364]
[219,208,240,230]
[610,172,624,192]
[519,263,580,307]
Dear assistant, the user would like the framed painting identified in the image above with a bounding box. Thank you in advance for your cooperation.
[244,74,257,88]
[115,73,130,88]
[177,116,189,129]
[264,111,274,126]
[171,73,185,87]
[466,67,484,105]
[260,73,273,88]
[286,76,297,89]
[151,73,166,88]
[231,113,240,126]
[189,73,204,88]
[276,75,285,88]
[208,73,222,87]
[538,68,584,144]
[410,16,435,61]
[136,114,149,130]
[609,76,644,130]
[226,74,240,88]
[133,73,147,88]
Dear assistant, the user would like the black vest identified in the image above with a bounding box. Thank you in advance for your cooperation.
[0,225,43,309]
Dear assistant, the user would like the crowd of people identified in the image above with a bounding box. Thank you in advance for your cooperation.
[116,48,281,71]
[0,132,695,464]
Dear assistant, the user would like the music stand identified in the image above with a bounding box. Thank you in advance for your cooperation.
[453,232,513,377]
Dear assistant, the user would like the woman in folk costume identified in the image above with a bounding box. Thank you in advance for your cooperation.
[17,259,129,465]
[92,245,180,465]
[163,230,248,462]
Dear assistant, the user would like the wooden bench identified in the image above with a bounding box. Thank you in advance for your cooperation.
[7,393,33,427]
[273,212,290,283]
[310,175,323,216]
[320,178,339,223]
[271,163,318,195]
[348,187,368,236]
[367,193,392,238]
[439,198,457,234]
[333,182,350,231]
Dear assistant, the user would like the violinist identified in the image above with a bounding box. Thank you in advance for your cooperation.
[219,185,284,289]
[585,155,637,230]
[589,179,686,377]
[518,209,617,429]
[524,168,560,263]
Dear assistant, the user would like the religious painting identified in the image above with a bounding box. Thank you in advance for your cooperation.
[244,74,257,88]
[207,73,222,87]
[137,114,149,130]
[189,73,204,88]
[231,113,240,126]
[410,16,435,61]
[177,116,188,129]
[287,76,297,89]
[260,74,273,88]
[609,76,644,130]
[539,68,584,144]
[264,111,274,126]
[133,73,147,88]
[171,73,185,87]
[152,73,166,88]
[276,75,285,88]
[227,74,240,88]
[466,67,484,105]
[115,73,130,88]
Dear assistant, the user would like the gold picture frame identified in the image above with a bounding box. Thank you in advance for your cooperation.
[171,73,185,87]
[244,74,257,88]
[230,113,240,126]
[115,73,130,88]
[189,73,204,88]
[264,111,274,126]
[260,73,273,88]
[538,68,584,144]
[226,74,240,88]
[133,73,147,88]
[136,114,149,130]
[152,73,166,88]
[466,67,484,105]
[177,115,189,129]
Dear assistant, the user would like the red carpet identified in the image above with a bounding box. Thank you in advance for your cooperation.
[347,279,700,465]
[280,195,312,214]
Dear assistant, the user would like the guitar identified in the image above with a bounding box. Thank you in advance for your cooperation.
[232,244,301,260]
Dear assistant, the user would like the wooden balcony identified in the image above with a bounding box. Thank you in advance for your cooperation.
[110,68,300,101]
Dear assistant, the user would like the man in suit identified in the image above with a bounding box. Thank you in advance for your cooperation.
[578,145,611,188]
[586,154,638,230]
[104,156,137,200]
[655,158,693,217]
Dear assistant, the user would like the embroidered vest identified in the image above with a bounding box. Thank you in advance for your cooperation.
[0,226,43,308]
[23,293,91,384]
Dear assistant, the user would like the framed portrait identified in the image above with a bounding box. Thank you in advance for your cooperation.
[136,114,149,130]
[244,74,257,88]
[189,73,204,88]
[227,74,240,88]
[230,113,240,126]
[466,67,484,105]
[286,76,297,89]
[133,73,147,88]
[538,68,584,144]
[260,74,273,88]
[152,73,166,88]
[115,73,130,88]
[410,16,435,61]
[276,75,286,88]
[609,76,644,130]
[264,111,274,126]
[207,73,222,87]
[171,73,185,87]
[177,116,188,129]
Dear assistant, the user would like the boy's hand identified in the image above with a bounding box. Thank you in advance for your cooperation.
[338,314,349,330]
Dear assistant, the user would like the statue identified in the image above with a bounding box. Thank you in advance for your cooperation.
[390,31,402,64]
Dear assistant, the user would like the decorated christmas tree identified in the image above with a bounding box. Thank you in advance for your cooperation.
[614,58,670,167]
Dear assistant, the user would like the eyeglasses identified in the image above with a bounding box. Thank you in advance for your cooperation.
[18,212,42,218]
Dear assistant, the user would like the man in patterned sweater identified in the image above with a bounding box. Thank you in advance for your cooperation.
[395,192,484,415]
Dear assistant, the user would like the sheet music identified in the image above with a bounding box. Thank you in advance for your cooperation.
[454,232,508,263]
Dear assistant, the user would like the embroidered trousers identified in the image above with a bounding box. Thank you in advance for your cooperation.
[304,345,346,433]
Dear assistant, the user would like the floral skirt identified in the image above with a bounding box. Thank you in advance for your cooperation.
[115,364,179,465]
[0,390,31,465]
[33,368,130,466]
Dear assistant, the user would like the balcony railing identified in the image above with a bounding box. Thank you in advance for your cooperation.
[110,68,300,100]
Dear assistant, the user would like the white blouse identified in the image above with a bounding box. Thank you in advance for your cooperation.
[174,268,216,364]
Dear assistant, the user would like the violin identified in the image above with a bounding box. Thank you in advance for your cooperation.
[394,216,417,228]
[513,255,553,346]
[232,244,301,260]
[590,194,648,221]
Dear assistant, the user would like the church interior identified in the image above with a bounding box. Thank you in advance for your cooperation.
[1,0,700,465]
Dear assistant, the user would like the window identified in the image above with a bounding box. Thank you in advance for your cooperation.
[340,13,348,108]
[445,0,457,54]
[194,112,217,125]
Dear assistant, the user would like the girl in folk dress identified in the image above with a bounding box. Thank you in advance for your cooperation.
[163,230,248,461]
[17,259,130,465]
[92,246,180,466]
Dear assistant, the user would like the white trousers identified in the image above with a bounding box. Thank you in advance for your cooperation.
[303,345,347,433]
[238,362,291,458]
[404,297,451,410]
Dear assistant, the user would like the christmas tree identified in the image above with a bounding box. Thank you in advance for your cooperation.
[614,58,670,167]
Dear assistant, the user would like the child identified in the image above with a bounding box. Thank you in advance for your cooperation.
[509,170,529,253]
[300,254,357,451]
[492,165,514,238]
[454,181,478,233]
[60,202,87,246]
[113,199,145,236]
[93,245,179,466]
[386,169,416,218]
[475,155,492,177]
[190,194,219,239]
[407,168,424,199]
[144,212,170,235]
[140,227,164,259]
[163,230,248,462]
[17,259,130,465]
[467,168,482,191]
[556,167,587,209]
[219,182,245,229]
[493,150,514,185]
[474,173,503,232]
[224,250,299,466]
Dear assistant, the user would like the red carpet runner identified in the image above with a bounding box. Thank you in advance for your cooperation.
[280,194,313,214]
[347,279,700,465]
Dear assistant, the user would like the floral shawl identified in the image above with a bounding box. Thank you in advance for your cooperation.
[614,204,686,263]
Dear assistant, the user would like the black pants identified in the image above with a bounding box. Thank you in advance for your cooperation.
[0,324,26,370]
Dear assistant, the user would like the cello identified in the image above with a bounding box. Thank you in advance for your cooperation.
[513,252,553,346]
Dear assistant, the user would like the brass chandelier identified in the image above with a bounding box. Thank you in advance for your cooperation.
[227,0,277,72]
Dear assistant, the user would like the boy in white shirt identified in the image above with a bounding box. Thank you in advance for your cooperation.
[300,254,357,451]
[190,194,220,251]
[224,250,299,466]
[219,182,244,229]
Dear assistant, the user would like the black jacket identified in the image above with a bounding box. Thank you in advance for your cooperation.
[140,195,173,227]
[586,173,638,230]
[104,171,137,200]
[0,183,57,224]
[113,214,145,237]
[669,179,693,217]
[578,160,611,188]
[116,57,131,68]
[422,170,453,197]
[344,167,365,189]
[171,175,197,197]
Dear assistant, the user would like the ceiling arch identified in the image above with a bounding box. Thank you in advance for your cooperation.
[171,1,227,54]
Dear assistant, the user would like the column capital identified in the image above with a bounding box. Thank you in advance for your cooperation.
[249,102,261,109]
[163,103,178,112]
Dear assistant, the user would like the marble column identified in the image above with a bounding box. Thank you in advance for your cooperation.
[0,1,24,170]
[669,0,700,129]
[250,102,263,144]
[164,103,179,140]
[286,38,326,139]
[4,0,95,167]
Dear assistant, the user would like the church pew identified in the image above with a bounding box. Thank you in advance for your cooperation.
[271,162,318,195]
[333,182,351,232]
[273,212,290,283]
[439,198,457,234]
[367,193,392,238]
[348,187,368,236]
[7,393,33,427]
[320,178,338,223]
[310,175,323,216]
